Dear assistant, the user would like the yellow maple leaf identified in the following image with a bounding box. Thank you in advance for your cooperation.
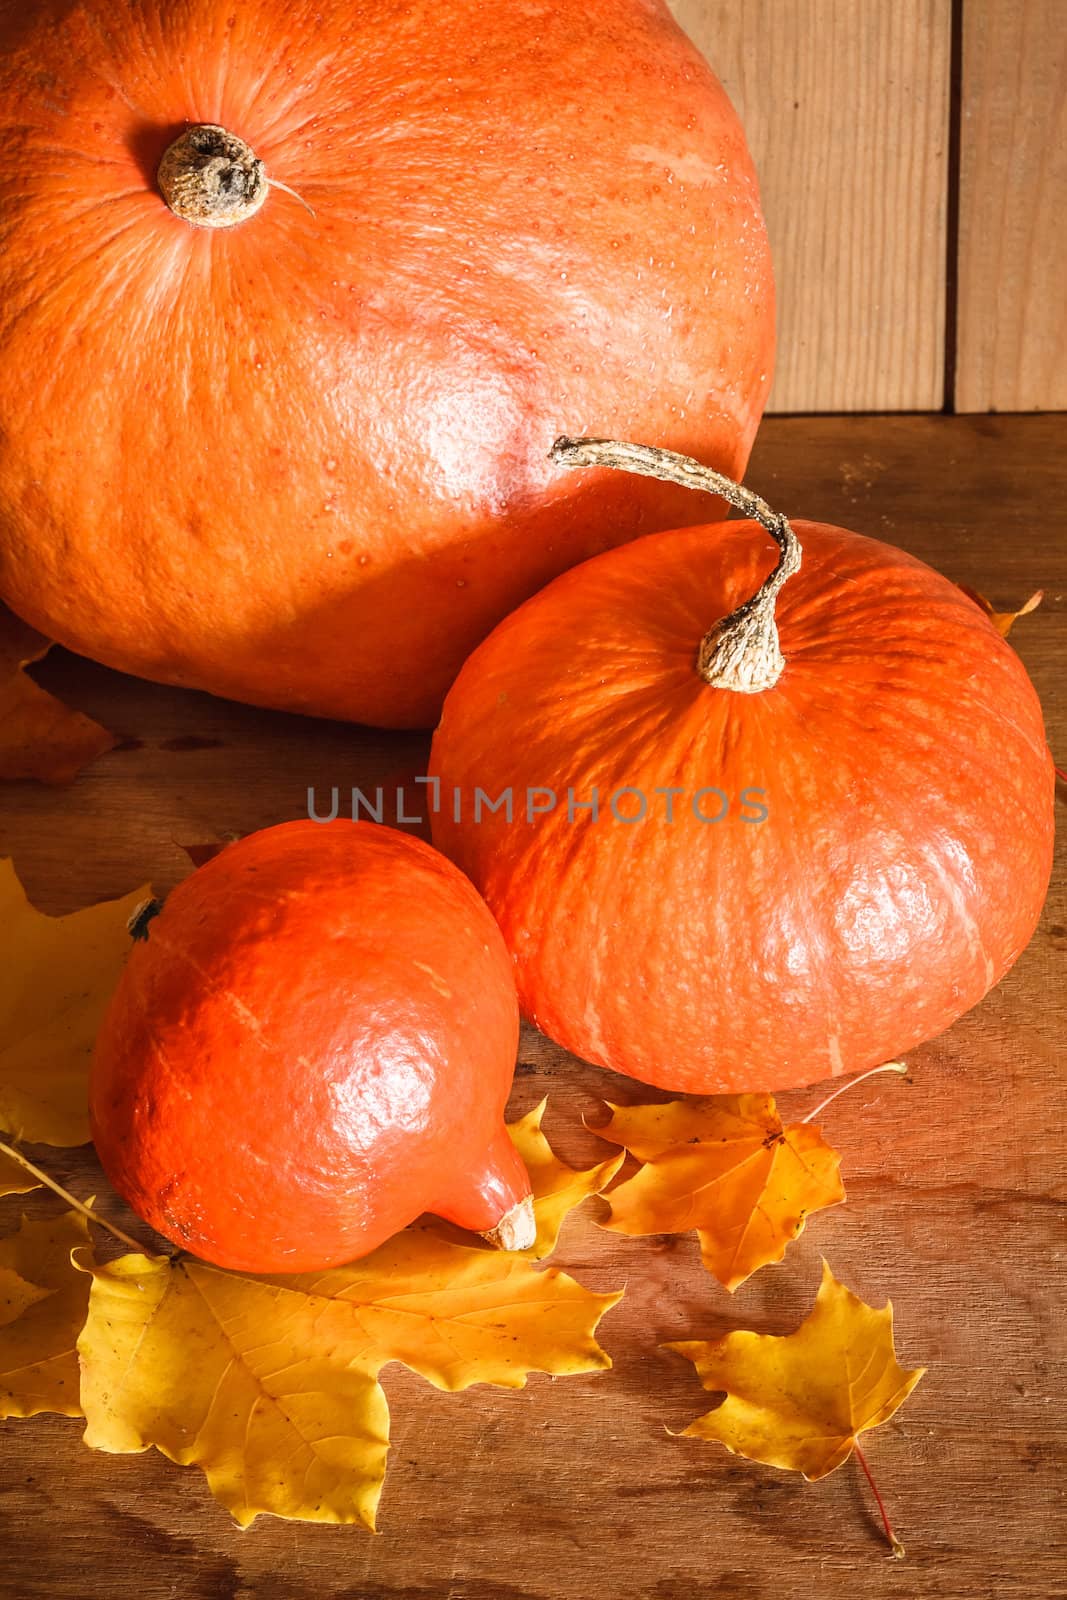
[0,607,116,784]
[0,1148,39,1196]
[0,860,150,1145]
[594,1097,844,1291]
[78,1109,623,1529]
[0,1210,92,1418]
[668,1260,925,1481]
[502,1098,624,1258]
[80,1253,391,1529]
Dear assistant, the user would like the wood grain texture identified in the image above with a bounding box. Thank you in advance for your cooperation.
[1,416,1065,1599]
[956,0,1067,411]
[669,0,951,413]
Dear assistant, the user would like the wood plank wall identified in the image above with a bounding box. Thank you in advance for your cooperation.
[956,0,1067,411]
[668,0,1067,413]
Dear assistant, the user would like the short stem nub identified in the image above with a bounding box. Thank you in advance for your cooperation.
[549,436,802,695]
[480,1195,536,1252]
[158,124,267,229]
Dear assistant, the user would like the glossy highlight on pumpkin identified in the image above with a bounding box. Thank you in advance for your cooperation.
[90,820,532,1272]
[429,516,1055,1093]
[0,0,773,727]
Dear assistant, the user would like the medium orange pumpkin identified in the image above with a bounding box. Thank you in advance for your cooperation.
[429,439,1055,1094]
[90,820,533,1272]
[0,0,772,728]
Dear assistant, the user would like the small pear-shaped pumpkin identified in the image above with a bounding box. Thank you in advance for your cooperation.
[90,820,533,1270]
[429,439,1054,1093]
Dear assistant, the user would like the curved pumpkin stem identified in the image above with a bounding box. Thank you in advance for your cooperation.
[549,436,802,694]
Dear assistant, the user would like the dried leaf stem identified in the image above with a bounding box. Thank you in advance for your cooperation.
[801,1062,908,1125]
[0,1137,145,1254]
[854,1441,906,1559]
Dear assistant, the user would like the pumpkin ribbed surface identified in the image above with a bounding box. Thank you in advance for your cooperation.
[430,519,1055,1092]
[0,0,772,726]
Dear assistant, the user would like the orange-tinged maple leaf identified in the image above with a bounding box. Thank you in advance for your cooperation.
[957,583,1043,637]
[175,834,242,869]
[668,1260,925,1483]
[593,1096,844,1291]
[77,1105,623,1529]
[0,606,116,784]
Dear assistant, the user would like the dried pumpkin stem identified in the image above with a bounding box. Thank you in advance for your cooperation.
[158,124,268,229]
[549,436,802,693]
[0,1137,146,1254]
[480,1194,537,1252]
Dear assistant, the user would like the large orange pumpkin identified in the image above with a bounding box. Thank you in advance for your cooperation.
[429,439,1055,1094]
[90,820,533,1272]
[0,0,773,728]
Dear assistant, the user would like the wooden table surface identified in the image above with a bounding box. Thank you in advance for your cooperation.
[1,414,1064,1600]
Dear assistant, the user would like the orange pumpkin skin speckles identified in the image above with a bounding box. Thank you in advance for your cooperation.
[0,0,773,727]
[89,821,530,1272]
[429,519,1055,1093]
